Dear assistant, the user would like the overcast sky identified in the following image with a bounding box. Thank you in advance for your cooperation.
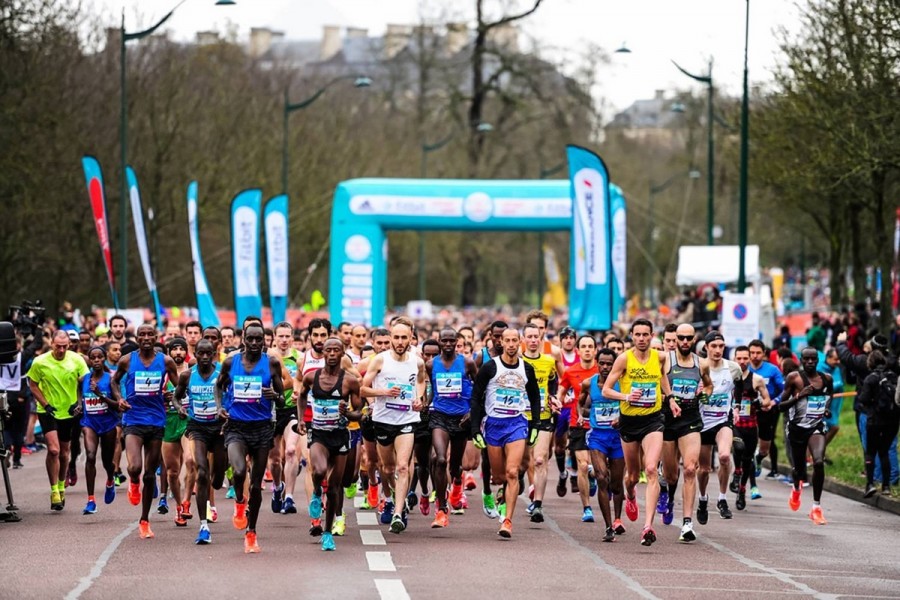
[93,0,802,113]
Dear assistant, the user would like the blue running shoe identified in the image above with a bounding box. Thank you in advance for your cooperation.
[582,506,595,522]
[271,483,284,513]
[754,456,762,478]
[83,500,97,515]
[157,496,168,514]
[153,481,159,500]
[225,486,236,500]
[589,476,598,498]
[321,531,336,551]
[662,500,674,526]
[750,486,762,500]
[380,500,394,525]
[656,489,669,514]
[281,496,297,514]
[195,527,211,545]
[104,483,116,505]
[308,492,323,520]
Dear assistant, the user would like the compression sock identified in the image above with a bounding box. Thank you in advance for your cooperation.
[668,479,678,500]
[555,451,566,476]
[770,443,779,472]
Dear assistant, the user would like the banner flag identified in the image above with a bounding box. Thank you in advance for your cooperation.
[125,166,162,327]
[231,189,263,324]
[187,182,220,327]
[81,156,118,309]
[610,184,627,321]
[264,194,289,324]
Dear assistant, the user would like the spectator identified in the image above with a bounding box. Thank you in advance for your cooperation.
[858,351,900,497]
[807,313,826,351]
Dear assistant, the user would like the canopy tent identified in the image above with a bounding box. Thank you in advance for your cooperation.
[676,245,760,286]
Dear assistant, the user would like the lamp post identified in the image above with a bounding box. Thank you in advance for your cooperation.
[737,0,750,292]
[647,169,701,304]
[537,162,565,305]
[282,74,371,195]
[673,58,715,246]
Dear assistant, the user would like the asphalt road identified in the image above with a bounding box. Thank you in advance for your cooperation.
[3,452,900,600]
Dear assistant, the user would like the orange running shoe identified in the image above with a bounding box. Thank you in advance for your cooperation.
[233,500,248,530]
[181,501,192,520]
[367,484,379,509]
[464,473,477,491]
[128,482,141,506]
[498,518,512,538]
[431,509,449,528]
[138,519,155,539]
[809,505,826,525]
[625,493,639,522]
[789,486,802,512]
[613,518,626,535]
[449,482,463,510]
[264,469,273,483]
[244,531,260,553]
[175,503,187,527]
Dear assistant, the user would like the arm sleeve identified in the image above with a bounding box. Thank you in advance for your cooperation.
[523,362,541,419]
[469,360,497,426]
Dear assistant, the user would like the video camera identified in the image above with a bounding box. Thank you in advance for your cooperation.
[7,300,46,340]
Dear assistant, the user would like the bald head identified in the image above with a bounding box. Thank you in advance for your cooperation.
[675,323,695,356]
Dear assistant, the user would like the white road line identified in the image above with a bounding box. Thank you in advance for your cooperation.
[65,522,138,600]
[353,496,365,508]
[357,511,378,526]
[366,551,397,572]
[645,585,806,595]
[700,537,838,600]
[361,529,387,546]
[374,579,410,600]
[542,515,660,600]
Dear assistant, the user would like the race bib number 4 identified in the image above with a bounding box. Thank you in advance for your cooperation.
[386,382,414,411]
[84,394,107,415]
[134,371,162,394]
[233,375,262,403]
[628,382,657,408]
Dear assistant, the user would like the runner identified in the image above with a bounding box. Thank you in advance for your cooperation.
[661,323,710,542]
[337,322,354,354]
[200,326,223,522]
[184,320,202,358]
[578,348,624,541]
[426,327,477,528]
[779,346,833,525]
[361,317,426,534]
[346,325,367,365]
[75,346,121,514]
[112,323,180,539]
[161,336,195,526]
[358,328,391,511]
[269,321,303,516]
[473,320,507,519]
[297,338,362,550]
[554,326,580,496]
[748,339,785,480]
[662,324,678,353]
[409,339,439,516]
[173,339,224,544]
[697,331,742,523]
[731,345,772,510]
[470,327,541,538]
[215,323,286,552]
[603,318,675,547]
[104,339,126,486]
[296,318,330,532]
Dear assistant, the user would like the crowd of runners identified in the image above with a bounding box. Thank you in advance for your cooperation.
[7,309,851,552]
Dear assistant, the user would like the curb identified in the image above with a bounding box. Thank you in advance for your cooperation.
[767,461,900,516]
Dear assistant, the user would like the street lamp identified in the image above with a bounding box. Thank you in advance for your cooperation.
[282,74,371,195]
[119,0,233,308]
[647,169,701,304]
[673,58,715,247]
[737,0,751,292]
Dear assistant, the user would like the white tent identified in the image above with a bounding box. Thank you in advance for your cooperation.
[676,245,760,286]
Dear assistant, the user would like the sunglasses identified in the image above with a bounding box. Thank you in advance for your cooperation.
[676,335,694,341]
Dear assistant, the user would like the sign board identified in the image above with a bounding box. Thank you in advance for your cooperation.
[406,300,434,320]
[721,292,760,347]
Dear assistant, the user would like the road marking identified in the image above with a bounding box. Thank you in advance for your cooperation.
[366,551,397,572]
[65,522,138,600]
[354,496,365,508]
[646,585,805,595]
[374,579,410,600]
[361,529,386,545]
[543,515,660,599]
[700,537,838,600]
[357,511,378,526]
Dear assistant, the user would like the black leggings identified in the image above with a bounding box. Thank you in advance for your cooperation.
[4,399,29,462]
[788,424,825,502]
[866,417,900,488]
[733,426,758,489]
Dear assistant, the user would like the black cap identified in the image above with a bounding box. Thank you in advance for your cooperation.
[704,331,725,344]
[871,335,888,351]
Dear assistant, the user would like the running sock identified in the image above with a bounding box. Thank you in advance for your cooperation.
[555,451,566,475]
[668,479,678,500]
[770,444,779,472]
[285,494,293,501]
[683,517,692,524]
[813,501,820,507]
[200,519,209,528]
[718,493,727,501]
[533,500,542,508]
[88,495,95,502]
[699,495,708,502]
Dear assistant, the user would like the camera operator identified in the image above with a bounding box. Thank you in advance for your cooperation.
[1,326,44,469]
[27,330,89,510]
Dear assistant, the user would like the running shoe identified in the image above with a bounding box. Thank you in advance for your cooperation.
[309,519,323,536]
[613,518,626,535]
[367,484,379,509]
[139,519,155,539]
[244,531,260,553]
[50,489,63,511]
[321,531,336,551]
[679,520,696,543]
[460,492,469,510]
[104,482,116,505]
[65,464,77,488]
[225,486,236,500]
[59,486,65,507]
[431,509,449,528]
[175,504,187,527]
[882,486,894,497]
[498,518,512,538]
[309,491,323,520]
[264,469,273,483]
[697,498,709,525]
[582,507,595,522]
[754,456,762,478]
[344,482,358,499]
[429,490,437,503]
[625,493,639,522]
[401,507,409,528]
[233,500,248,530]
[114,472,126,486]
[157,496,169,515]
[765,470,779,480]
[809,505,826,525]
[530,506,544,523]
[789,486,802,511]
[498,502,506,519]
[526,501,535,515]
[83,499,97,515]
[729,471,741,494]
[556,474,567,497]
[717,499,733,519]
[750,486,762,500]
[181,500,192,520]
[380,500,395,525]
[271,483,284,513]
[406,491,417,513]
[332,514,346,536]
[589,476,598,498]
[662,500,674,526]
[360,498,373,510]
[195,527,211,545]
[736,491,746,511]
[570,476,579,494]
[482,493,500,519]
[638,471,647,484]
[419,494,430,516]
[128,482,141,506]
[449,482,464,510]
[464,473,477,490]
[602,526,616,542]
[281,496,297,514]
[656,488,669,514]
[209,505,218,523]
[12,461,23,469]
[390,514,406,534]
[864,484,878,498]
[640,526,656,546]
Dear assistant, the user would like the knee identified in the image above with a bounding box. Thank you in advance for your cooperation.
[127,465,141,478]
[682,464,697,480]
[47,446,60,458]
[505,467,519,482]
[183,455,196,471]
[812,457,825,469]
[284,446,296,461]
[534,456,546,469]
[433,454,448,472]
[232,465,247,480]
[718,453,731,466]
[395,462,409,477]
[197,465,210,484]
[85,449,98,463]
[141,470,155,485]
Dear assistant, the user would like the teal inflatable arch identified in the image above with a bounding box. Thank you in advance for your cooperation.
[329,178,572,326]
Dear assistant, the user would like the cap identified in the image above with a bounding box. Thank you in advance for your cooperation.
[871,335,888,351]
[166,336,188,352]
[67,330,79,341]
[558,326,577,339]
[704,331,725,344]
[94,325,110,337]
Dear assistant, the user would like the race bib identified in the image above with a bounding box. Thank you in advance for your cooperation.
[592,402,619,428]
[135,371,162,394]
[701,392,730,419]
[84,393,107,415]
[628,382,657,408]
[436,372,462,396]
[233,375,262,403]
[312,397,341,429]
[493,386,525,416]
[385,382,414,411]
[671,378,697,401]
[806,395,826,419]
[739,399,752,418]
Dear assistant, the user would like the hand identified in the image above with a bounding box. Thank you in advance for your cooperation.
[70,404,82,417]
[837,331,847,344]
[177,406,187,419]
[528,427,538,447]
[262,386,277,400]
[163,390,174,403]
[295,421,307,436]
[217,407,230,420]
[412,397,423,412]
[119,399,132,412]
[824,409,832,419]
[550,397,562,412]
[386,387,401,398]
[44,404,57,416]
[90,382,100,396]
[611,418,619,430]
[459,412,471,427]
[338,400,348,416]
[798,385,815,399]
[629,389,643,403]
[473,433,486,450]
[575,414,585,427]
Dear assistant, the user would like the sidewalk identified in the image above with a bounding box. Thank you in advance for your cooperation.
[768,460,900,516]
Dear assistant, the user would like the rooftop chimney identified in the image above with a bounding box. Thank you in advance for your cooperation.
[320,25,341,60]
[249,27,277,59]
[196,30,219,46]
[346,27,368,39]
[487,22,518,53]
[383,23,412,59]
[446,22,468,55]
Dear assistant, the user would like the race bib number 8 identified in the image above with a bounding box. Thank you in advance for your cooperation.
[312,397,341,428]
[386,382,414,411]
[671,378,697,400]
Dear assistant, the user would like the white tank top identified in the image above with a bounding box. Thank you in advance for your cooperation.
[302,350,325,376]
[371,351,420,425]
[702,360,739,431]
[486,357,528,419]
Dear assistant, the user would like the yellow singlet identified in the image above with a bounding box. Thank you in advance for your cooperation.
[619,349,663,417]
[522,353,556,421]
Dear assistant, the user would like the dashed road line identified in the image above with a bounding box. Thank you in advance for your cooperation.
[361,528,387,546]
[65,522,138,600]
[374,579,410,600]
[366,551,397,572]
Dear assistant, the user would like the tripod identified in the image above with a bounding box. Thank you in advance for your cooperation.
[0,391,21,522]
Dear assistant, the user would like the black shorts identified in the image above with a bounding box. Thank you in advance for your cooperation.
[273,407,298,437]
[618,412,665,444]
[568,426,590,452]
[663,408,704,442]
[123,424,165,443]
[373,421,415,447]
[531,417,555,433]
[361,415,376,443]
[414,411,432,444]
[429,411,471,441]
[787,422,825,451]
[700,422,732,446]
[309,428,351,456]
[38,414,79,443]
[186,420,224,449]
[756,409,779,442]
[224,419,274,453]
